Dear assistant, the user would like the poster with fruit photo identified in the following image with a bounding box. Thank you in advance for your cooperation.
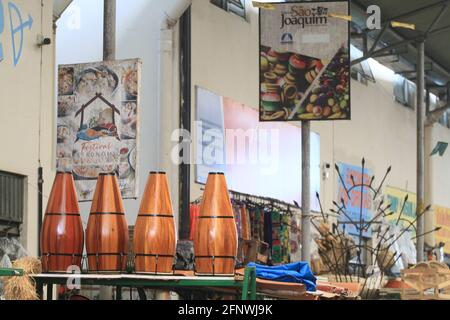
[259,1,350,121]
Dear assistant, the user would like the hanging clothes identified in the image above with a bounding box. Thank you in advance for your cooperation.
[240,205,252,241]
[264,210,273,256]
[270,211,292,265]
[233,203,243,239]
[270,211,282,264]
[289,215,302,262]
[190,194,299,268]
[250,207,265,241]
[280,214,291,264]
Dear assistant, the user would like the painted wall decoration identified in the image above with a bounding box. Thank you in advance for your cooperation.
[57,59,141,201]
[259,1,350,122]
[0,0,33,65]
[336,162,373,237]
[384,186,416,232]
[434,206,450,254]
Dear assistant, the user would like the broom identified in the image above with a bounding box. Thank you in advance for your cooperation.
[4,257,42,300]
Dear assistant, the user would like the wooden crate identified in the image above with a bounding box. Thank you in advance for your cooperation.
[242,240,270,265]
[401,262,450,300]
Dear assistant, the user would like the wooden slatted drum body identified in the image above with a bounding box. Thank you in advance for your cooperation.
[41,172,84,273]
[133,172,176,274]
[86,173,129,273]
[194,173,237,276]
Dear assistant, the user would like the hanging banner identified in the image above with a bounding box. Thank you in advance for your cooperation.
[56,59,141,201]
[337,163,373,237]
[259,1,350,121]
[384,186,416,234]
[434,206,450,254]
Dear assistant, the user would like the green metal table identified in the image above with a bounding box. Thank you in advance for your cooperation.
[0,268,24,277]
[33,267,257,301]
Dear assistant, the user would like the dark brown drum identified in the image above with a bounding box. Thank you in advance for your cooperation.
[133,172,176,274]
[86,173,129,273]
[40,172,84,273]
[194,173,237,276]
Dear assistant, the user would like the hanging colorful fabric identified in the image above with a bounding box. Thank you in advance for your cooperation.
[240,205,251,241]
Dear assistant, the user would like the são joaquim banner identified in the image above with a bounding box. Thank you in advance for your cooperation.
[259,1,350,121]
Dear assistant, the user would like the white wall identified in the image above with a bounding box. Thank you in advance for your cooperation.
[0,0,55,255]
[53,0,450,250]
[56,0,185,227]
[190,0,259,201]
[190,1,449,247]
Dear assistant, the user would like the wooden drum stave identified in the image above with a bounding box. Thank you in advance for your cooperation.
[194,173,238,276]
[133,172,176,274]
[86,173,129,273]
[40,172,84,273]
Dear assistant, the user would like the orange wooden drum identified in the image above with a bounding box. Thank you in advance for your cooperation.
[86,173,129,273]
[194,173,237,276]
[40,172,84,273]
[133,172,176,274]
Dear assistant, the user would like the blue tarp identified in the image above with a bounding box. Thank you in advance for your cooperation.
[247,262,317,292]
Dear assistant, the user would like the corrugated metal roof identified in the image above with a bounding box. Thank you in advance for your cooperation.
[351,0,450,94]
[53,0,73,21]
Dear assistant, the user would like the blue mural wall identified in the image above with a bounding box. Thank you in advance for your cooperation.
[337,162,374,238]
[0,0,33,66]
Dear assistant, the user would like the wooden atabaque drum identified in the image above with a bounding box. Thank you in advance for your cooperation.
[194,173,237,276]
[41,172,84,273]
[86,173,129,273]
[133,172,176,274]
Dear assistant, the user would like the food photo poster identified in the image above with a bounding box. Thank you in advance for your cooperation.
[259,1,350,122]
[57,59,141,201]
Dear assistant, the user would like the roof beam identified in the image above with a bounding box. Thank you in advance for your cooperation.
[382,0,450,24]
[363,31,368,55]
[351,1,450,84]
[53,0,73,21]
[428,23,450,36]
[359,0,450,34]
[351,23,450,66]
[368,23,389,56]
[375,48,408,57]
[351,38,412,65]
[397,63,433,75]
[425,3,449,36]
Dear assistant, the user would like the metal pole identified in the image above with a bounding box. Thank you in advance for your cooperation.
[446,82,450,127]
[37,166,43,256]
[179,7,191,240]
[103,0,116,61]
[291,0,312,265]
[101,1,116,300]
[301,121,311,263]
[416,40,425,262]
